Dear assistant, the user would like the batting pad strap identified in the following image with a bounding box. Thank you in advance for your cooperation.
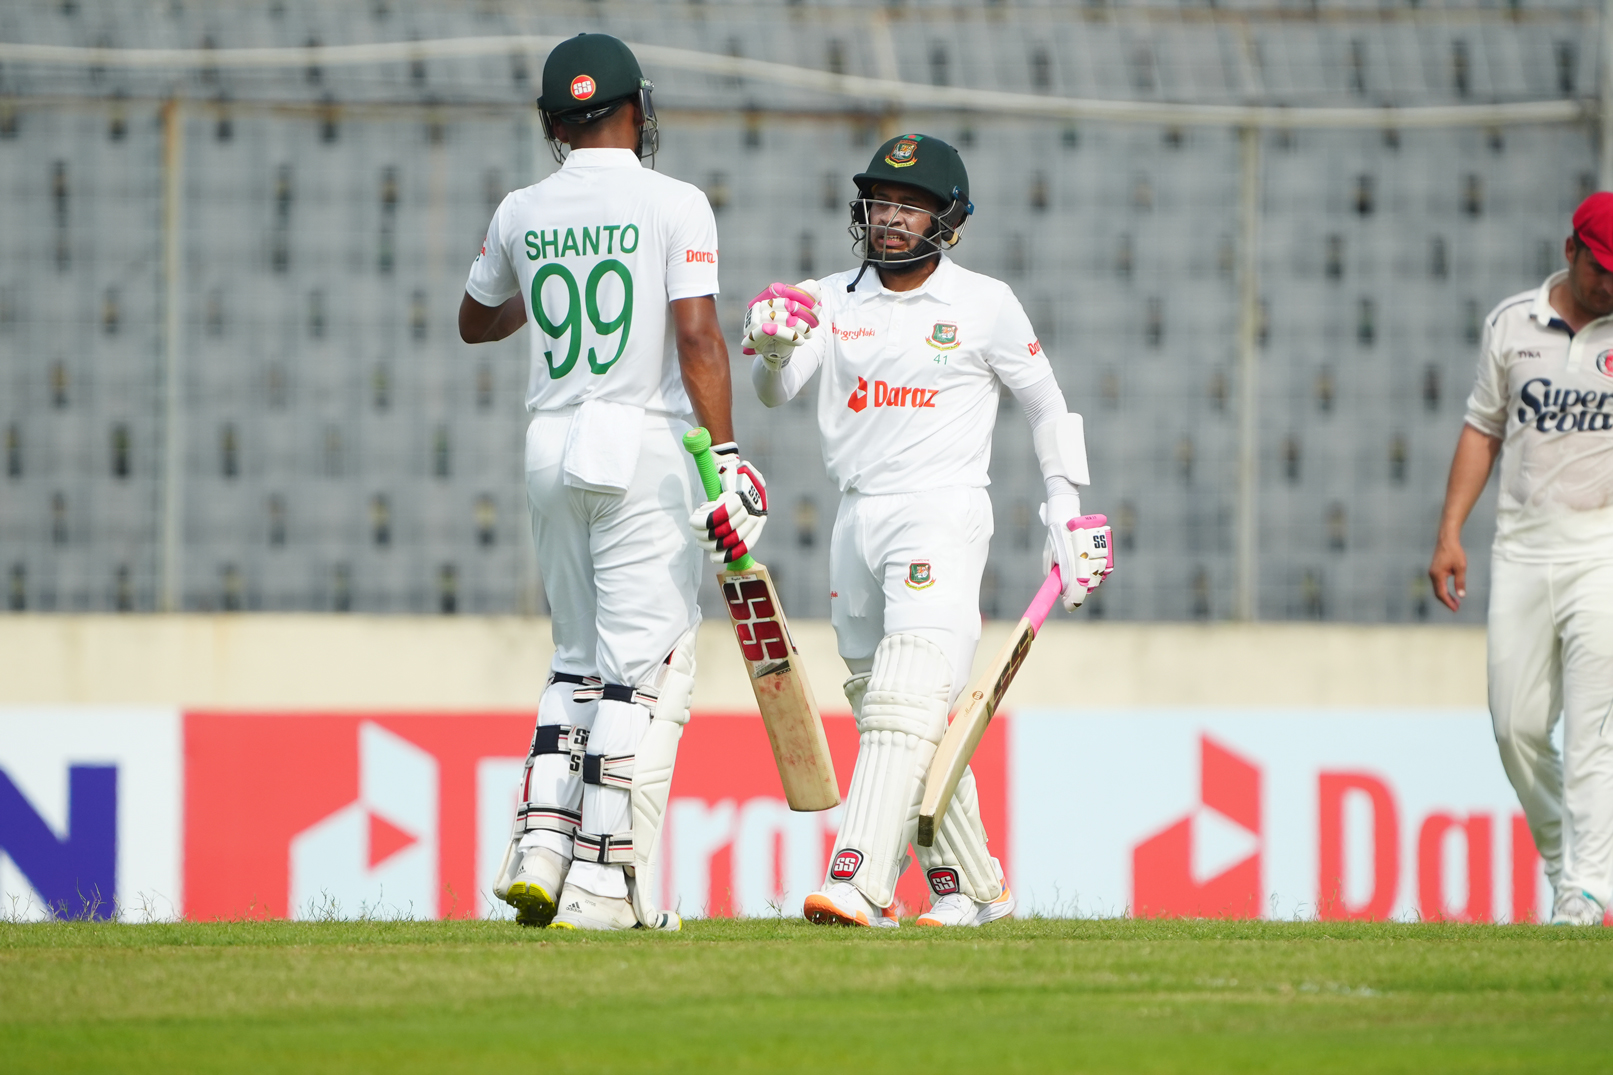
[582,753,635,790]
[546,671,599,689]
[573,832,635,865]
[518,804,581,836]
[530,723,588,757]
[572,682,658,708]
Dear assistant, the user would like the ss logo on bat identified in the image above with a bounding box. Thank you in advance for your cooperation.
[723,578,790,662]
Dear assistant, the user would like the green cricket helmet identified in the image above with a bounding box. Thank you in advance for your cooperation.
[848,133,974,270]
[537,33,659,163]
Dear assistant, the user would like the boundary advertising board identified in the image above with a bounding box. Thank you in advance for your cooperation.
[1,708,1547,922]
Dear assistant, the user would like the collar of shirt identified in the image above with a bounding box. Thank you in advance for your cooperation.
[1530,268,1573,334]
[853,253,957,304]
[560,148,642,171]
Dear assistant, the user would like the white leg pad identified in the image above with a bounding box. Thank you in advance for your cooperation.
[843,671,871,718]
[827,633,951,909]
[629,624,697,928]
[516,676,597,850]
[915,765,1001,904]
[575,694,645,893]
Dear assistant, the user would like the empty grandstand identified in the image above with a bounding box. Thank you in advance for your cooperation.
[0,0,1601,622]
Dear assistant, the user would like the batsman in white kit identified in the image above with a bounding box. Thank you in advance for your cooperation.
[458,34,769,930]
[720,134,1114,927]
[1431,191,1613,928]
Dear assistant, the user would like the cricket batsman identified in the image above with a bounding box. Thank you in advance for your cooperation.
[1430,191,1613,927]
[711,134,1112,927]
[459,34,768,930]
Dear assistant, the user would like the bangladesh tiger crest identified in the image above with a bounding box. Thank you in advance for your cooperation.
[885,136,922,168]
[926,322,959,350]
[907,561,934,589]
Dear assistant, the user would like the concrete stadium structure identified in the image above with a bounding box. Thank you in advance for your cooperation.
[0,0,1601,622]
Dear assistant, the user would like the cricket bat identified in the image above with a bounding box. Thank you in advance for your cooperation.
[684,428,840,812]
[916,529,1085,847]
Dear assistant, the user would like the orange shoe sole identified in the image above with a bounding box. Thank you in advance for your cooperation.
[803,893,870,927]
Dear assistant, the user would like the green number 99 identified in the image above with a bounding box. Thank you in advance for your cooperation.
[533,263,581,379]
[531,259,635,380]
[586,259,633,374]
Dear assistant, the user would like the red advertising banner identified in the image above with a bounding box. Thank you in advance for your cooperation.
[183,711,1009,921]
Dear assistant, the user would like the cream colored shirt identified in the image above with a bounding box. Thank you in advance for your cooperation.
[1465,270,1613,561]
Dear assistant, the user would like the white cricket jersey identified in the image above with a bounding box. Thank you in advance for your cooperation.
[1465,269,1613,562]
[464,148,720,415]
[779,256,1054,495]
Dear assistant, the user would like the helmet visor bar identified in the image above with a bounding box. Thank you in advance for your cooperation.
[847,197,954,265]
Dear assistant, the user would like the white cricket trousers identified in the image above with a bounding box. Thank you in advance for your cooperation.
[524,409,703,687]
[826,487,1000,907]
[829,486,994,697]
[523,409,703,888]
[1488,555,1613,908]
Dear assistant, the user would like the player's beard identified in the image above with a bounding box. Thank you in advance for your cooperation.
[863,220,940,266]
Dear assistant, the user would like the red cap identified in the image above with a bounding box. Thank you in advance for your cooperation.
[1572,191,1613,271]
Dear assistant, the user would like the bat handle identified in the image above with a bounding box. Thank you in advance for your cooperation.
[1025,568,1063,634]
[682,427,755,572]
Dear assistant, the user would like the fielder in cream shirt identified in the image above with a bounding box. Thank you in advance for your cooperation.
[1431,191,1613,927]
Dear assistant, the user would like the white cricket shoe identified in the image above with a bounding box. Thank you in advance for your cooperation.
[549,877,639,931]
[803,881,900,928]
[1550,889,1605,926]
[498,847,567,928]
[916,884,1017,928]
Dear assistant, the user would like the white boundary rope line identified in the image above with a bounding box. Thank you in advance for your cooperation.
[0,34,1590,128]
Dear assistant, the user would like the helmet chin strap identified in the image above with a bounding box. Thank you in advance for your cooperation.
[847,262,872,293]
[846,249,943,294]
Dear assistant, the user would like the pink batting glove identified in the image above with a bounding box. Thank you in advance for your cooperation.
[1066,513,1114,591]
[746,283,821,330]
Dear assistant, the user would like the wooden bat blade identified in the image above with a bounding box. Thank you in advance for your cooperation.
[718,564,840,812]
[917,617,1036,847]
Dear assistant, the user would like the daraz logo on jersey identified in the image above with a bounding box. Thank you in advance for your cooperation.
[846,376,938,413]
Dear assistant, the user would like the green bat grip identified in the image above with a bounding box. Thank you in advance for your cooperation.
[683,427,755,571]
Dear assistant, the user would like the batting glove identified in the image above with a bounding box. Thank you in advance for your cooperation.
[689,443,769,564]
[1041,502,1114,611]
[742,280,822,370]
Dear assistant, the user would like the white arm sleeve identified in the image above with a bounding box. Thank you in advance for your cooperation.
[751,333,823,408]
[1012,371,1086,501]
[1012,370,1068,430]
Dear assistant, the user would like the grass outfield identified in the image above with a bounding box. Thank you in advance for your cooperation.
[2,918,1609,1073]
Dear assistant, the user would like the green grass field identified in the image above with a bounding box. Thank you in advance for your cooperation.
[2,917,1609,1073]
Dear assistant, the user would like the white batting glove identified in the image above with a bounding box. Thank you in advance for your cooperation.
[1041,502,1114,611]
[742,280,822,370]
[689,443,769,564]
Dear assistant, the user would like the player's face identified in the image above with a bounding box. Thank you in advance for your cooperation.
[1566,237,1613,318]
[864,182,945,257]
